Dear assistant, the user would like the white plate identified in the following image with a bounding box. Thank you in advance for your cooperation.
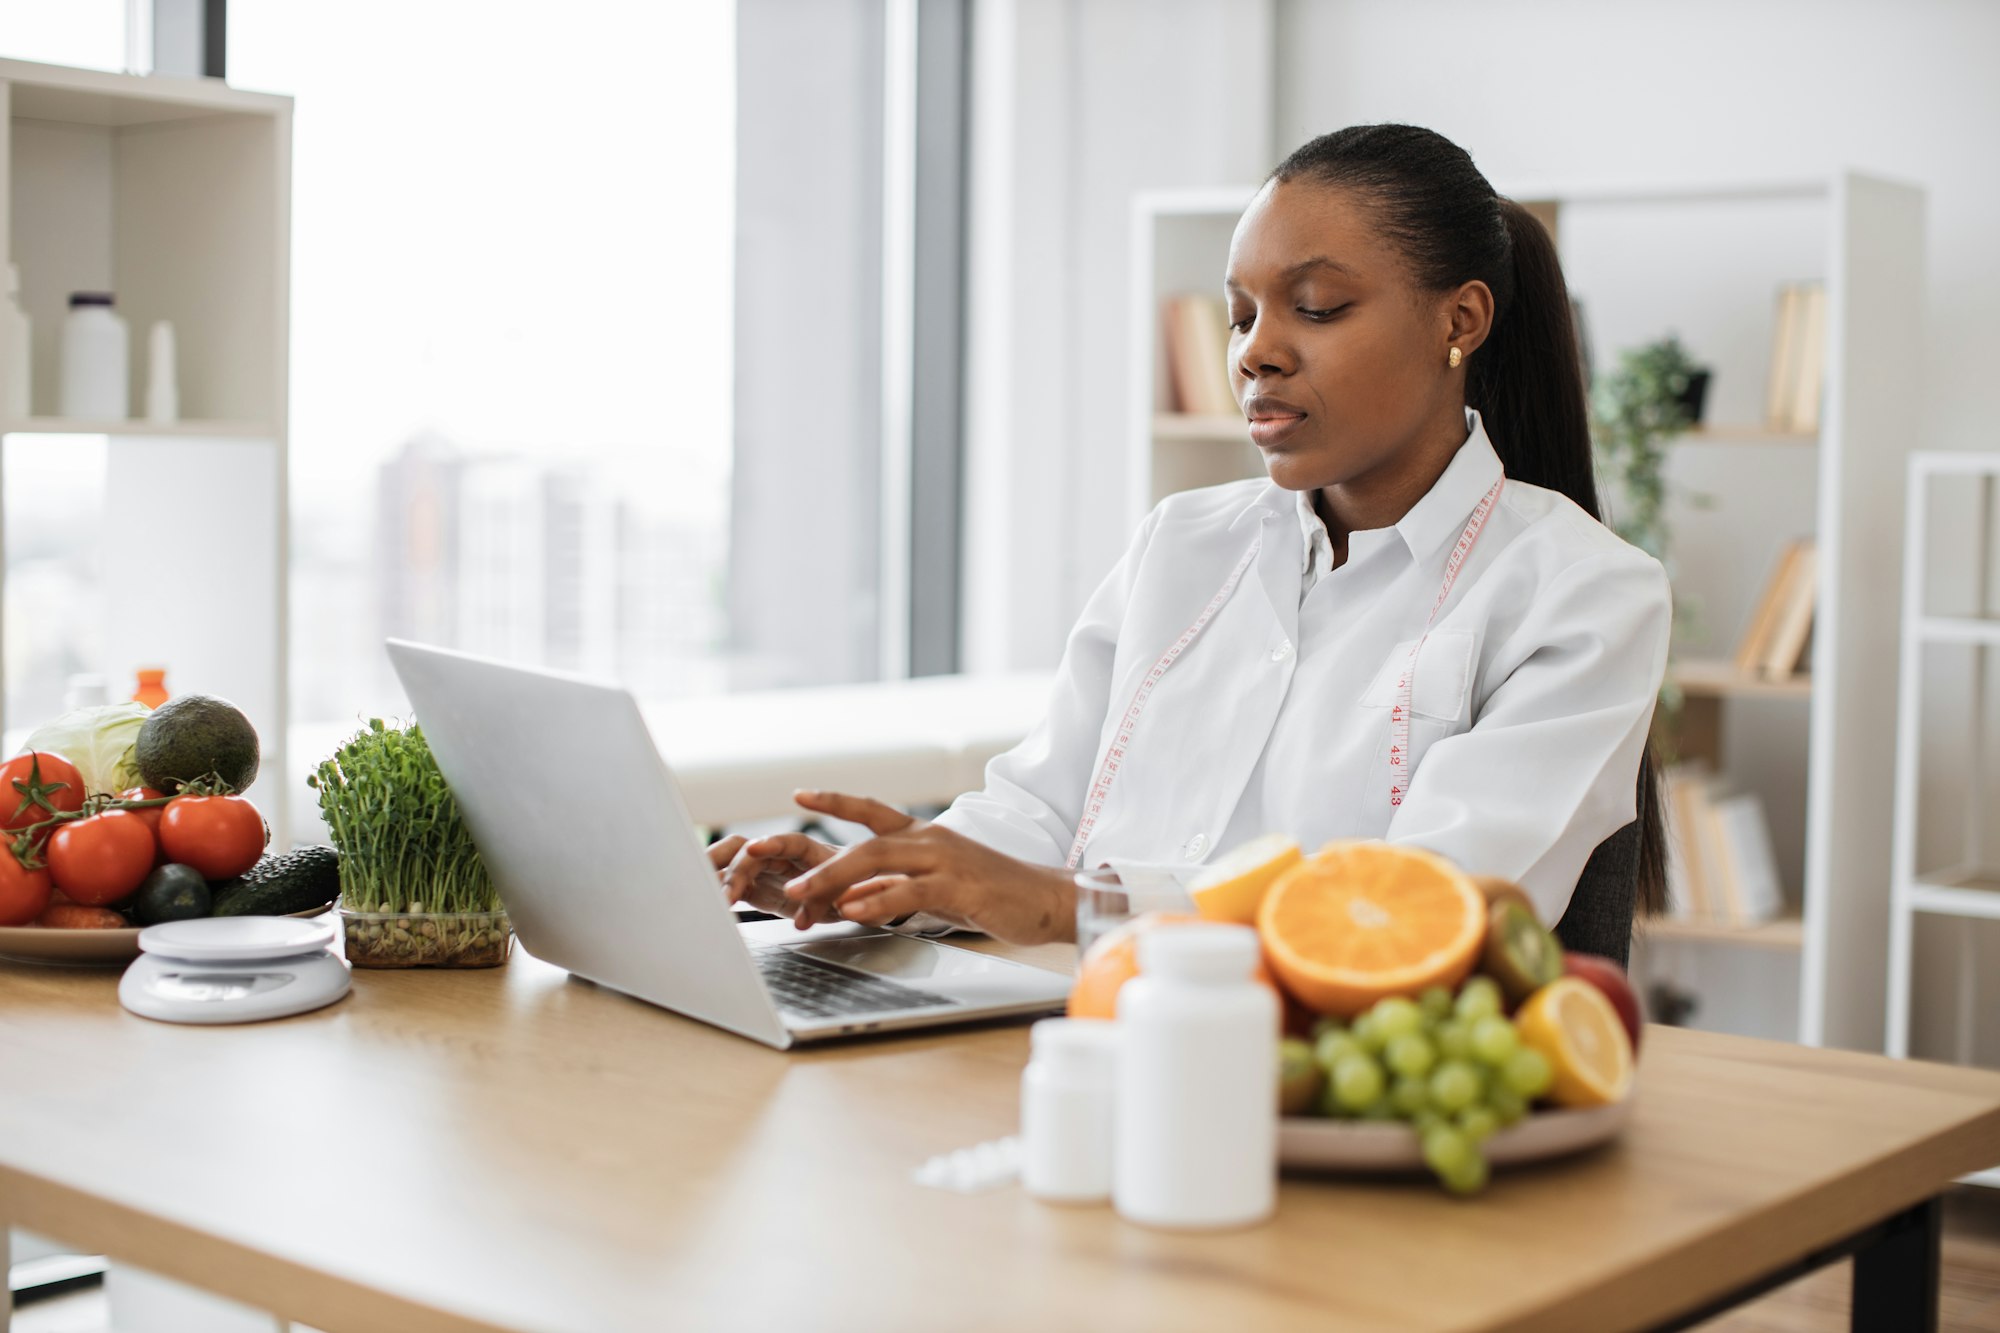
[1279,1096,1632,1174]
[0,908,328,968]
[138,916,337,963]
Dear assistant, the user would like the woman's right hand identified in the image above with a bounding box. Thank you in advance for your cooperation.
[706,831,839,918]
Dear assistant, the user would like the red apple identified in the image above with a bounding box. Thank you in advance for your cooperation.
[1563,952,1644,1053]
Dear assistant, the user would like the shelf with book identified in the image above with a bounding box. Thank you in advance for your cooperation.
[1642,912,1805,951]
[1669,657,1812,701]
[1128,190,1263,519]
[1656,551,1818,958]
[1130,174,1925,1050]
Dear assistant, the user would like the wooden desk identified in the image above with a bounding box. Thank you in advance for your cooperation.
[2,945,1997,1333]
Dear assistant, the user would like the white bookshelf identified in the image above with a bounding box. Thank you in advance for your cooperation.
[1888,453,2000,1189]
[1128,173,1926,1050]
[0,57,292,843]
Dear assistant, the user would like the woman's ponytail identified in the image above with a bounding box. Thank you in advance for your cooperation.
[1272,124,1670,920]
[1469,203,1601,521]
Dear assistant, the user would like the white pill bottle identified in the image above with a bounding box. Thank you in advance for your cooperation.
[1113,923,1277,1229]
[1020,1017,1119,1203]
[60,291,128,420]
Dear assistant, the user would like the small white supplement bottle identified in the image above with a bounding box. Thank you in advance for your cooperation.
[1020,1017,1118,1203]
[59,291,128,420]
[1113,923,1276,1229]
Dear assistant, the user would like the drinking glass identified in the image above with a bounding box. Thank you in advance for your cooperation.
[1073,867,1133,960]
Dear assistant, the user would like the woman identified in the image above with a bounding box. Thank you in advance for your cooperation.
[710,124,1671,946]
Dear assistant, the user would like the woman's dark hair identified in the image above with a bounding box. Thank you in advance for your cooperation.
[1271,123,1669,921]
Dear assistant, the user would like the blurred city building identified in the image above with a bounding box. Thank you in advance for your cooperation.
[366,433,725,714]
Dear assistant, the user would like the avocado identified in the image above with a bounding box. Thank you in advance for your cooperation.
[132,863,212,924]
[135,694,260,795]
[210,845,341,917]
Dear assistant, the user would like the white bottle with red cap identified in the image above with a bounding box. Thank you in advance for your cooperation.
[1113,922,1277,1229]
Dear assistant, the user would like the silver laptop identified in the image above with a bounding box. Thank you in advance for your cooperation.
[387,640,1072,1049]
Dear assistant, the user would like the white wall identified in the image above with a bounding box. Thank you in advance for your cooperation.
[962,0,1274,672]
[1271,0,1996,455]
[1269,0,2000,1058]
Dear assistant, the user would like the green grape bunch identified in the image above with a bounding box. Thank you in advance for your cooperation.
[1292,976,1556,1196]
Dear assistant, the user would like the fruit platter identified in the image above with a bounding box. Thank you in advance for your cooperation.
[0,696,341,966]
[1073,836,1643,1196]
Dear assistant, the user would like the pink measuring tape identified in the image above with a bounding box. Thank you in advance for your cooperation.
[1064,474,1505,869]
[1388,475,1504,807]
[1065,538,1263,870]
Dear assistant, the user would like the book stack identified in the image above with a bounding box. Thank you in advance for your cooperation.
[1161,296,1236,417]
[1766,281,1827,434]
[1733,538,1817,680]
[1663,765,1787,926]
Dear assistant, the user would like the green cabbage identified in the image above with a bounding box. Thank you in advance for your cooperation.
[23,702,151,797]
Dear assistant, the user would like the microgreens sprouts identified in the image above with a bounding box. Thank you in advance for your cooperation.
[308,719,497,915]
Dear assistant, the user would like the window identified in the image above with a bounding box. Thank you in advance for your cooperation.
[4,3,960,840]
[0,0,126,71]
[0,6,131,744]
[227,4,738,832]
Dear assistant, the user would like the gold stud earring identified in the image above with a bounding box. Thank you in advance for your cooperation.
[1448,348,1462,368]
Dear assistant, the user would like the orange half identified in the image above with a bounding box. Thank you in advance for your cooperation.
[1255,840,1485,1017]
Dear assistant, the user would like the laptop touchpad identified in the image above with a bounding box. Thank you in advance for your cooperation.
[793,934,1006,983]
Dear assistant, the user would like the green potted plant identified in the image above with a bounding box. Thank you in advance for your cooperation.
[309,718,510,968]
[1590,333,1711,562]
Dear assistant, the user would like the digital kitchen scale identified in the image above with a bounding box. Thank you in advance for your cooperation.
[119,917,351,1025]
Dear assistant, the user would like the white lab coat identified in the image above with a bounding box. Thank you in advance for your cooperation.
[930,408,1672,927]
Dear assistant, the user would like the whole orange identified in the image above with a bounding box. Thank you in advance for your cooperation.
[1067,911,1280,1020]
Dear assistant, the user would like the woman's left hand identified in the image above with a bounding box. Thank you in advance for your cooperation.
[781,790,1076,945]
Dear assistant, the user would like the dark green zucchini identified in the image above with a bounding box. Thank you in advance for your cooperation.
[210,845,341,917]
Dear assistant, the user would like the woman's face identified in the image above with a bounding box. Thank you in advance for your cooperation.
[1224,179,1481,494]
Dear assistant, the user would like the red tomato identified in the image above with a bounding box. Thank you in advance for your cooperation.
[0,752,86,832]
[160,795,266,879]
[46,810,156,906]
[117,787,170,835]
[0,850,53,926]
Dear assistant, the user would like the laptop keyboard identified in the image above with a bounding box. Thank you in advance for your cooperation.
[754,949,956,1020]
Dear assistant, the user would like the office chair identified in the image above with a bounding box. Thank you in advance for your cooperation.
[1554,819,1641,966]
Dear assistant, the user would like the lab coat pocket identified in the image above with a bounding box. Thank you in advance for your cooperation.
[1359,630,1477,798]
[1359,630,1476,722]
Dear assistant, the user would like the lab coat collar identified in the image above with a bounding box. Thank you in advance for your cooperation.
[1393,407,1505,565]
[1230,407,1505,569]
